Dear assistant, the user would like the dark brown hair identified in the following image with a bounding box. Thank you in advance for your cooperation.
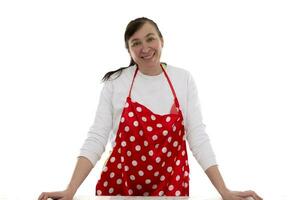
[102,17,163,82]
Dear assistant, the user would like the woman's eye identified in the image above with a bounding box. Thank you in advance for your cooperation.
[147,37,155,42]
[131,42,141,47]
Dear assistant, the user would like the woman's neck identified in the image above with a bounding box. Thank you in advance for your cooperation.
[137,64,162,76]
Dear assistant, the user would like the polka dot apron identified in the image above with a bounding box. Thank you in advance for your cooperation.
[96,64,190,196]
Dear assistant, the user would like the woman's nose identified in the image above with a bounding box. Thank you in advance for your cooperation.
[141,44,150,53]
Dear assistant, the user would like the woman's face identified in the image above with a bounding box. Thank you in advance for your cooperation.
[128,22,164,70]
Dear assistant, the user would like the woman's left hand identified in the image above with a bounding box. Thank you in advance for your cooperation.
[221,189,263,200]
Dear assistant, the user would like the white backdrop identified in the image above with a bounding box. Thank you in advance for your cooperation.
[0,0,291,199]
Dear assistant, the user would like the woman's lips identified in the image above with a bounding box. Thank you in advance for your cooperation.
[141,52,155,60]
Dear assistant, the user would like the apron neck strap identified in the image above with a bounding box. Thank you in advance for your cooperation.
[128,64,180,108]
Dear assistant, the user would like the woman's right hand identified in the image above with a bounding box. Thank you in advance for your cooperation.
[38,189,74,200]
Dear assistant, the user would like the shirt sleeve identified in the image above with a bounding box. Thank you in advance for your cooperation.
[79,80,113,167]
[185,72,217,171]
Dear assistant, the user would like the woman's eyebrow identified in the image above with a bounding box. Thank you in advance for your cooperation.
[130,33,155,43]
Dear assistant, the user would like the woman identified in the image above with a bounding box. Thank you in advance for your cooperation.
[38,17,263,200]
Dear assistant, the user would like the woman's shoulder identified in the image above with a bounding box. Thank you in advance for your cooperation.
[166,64,192,79]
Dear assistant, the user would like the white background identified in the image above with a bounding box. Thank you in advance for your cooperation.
[0,0,291,199]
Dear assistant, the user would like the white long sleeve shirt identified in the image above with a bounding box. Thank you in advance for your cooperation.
[79,64,217,171]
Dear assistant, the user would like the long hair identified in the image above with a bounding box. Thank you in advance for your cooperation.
[102,17,163,82]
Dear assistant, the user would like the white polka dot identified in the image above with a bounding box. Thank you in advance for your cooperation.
[142,116,147,122]
[168,185,174,191]
[116,179,122,184]
[145,179,151,184]
[148,150,154,156]
[147,165,153,171]
[147,126,153,132]
[118,148,121,154]
[160,175,165,181]
[176,160,181,166]
[156,157,161,163]
[176,175,180,181]
[144,141,148,147]
[136,184,142,190]
[161,161,166,167]
[183,182,188,188]
[162,147,167,153]
[143,192,149,196]
[173,141,178,147]
[102,166,108,172]
[128,112,134,117]
[128,189,133,195]
[166,116,171,122]
[178,130,182,136]
[141,155,146,161]
[133,121,139,127]
[167,137,172,143]
[119,133,122,138]
[184,171,189,177]
[117,163,122,169]
[130,136,135,142]
[167,151,172,157]
[130,175,135,181]
[135,145,141,151]
[103,181,108,187]
[152,184,158,189]
[152,135,158,141]
[136,107,142,112]
[127,150,132,157]
[139,130,144,136]
[97,190,102,195]
[175,190,181,196]
[156,123,162,128]
[110,157,115,163]
[125,102,129,108]
[183,135,186,141]
[124,126,130,132]
[138,170,144,176]
[120,117,125,123]
[178,145,182,151]
[154,171,160,177]
[163,130,168,136]
[110,172,115,178]
[124,165,129,171]
[172,125,176,132]
[167,166,173,173]
[132,160,137,166]
[182,150,186,156]
[121,141,127,147]
[158,191,164,196]
[151,115,156,120]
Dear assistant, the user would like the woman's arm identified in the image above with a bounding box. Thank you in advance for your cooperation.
[66,156,94,195]
[205,165,263,200]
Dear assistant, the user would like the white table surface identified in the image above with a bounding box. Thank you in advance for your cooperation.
[72,196,221,200]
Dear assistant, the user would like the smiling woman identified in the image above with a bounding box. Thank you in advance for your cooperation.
[38,17,263,200]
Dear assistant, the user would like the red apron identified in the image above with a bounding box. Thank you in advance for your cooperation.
[96,64,190,196]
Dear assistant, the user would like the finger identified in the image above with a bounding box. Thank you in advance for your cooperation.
[253,193,263,200]
[38,193,43,200]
